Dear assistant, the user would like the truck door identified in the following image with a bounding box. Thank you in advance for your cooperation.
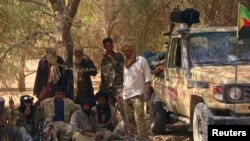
[164,37,187,115]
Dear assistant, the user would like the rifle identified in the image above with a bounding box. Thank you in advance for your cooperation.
[113,88,133,138]
[116,100,130,136]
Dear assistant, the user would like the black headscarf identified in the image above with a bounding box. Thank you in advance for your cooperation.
[80,98,93,117]
[95,91,111,124]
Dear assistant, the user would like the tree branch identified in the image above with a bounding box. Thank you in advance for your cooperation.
[42,10,58,19]
[66,0,80,27]
[24,71,36,77]
[49,0,58,5]
[0,30,54,63]
[14,74,19,80]
[0,48,13,64]
[68,0,80,19]
[0,79,18,96]
[18,0,47,7]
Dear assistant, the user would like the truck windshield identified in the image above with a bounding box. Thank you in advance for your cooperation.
[190,32,250,66]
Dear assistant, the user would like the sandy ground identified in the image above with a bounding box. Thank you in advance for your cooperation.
[148,121,192,141]
[0,75,191,141]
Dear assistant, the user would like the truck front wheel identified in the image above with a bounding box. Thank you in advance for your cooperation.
[150,100,170,134]
[193,103,211,141]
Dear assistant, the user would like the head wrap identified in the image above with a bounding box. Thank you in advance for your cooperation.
[95,91,109,101]
[80,98,93,117]
[20,95,34,104]
[74,46,83,53]
[45,47,56,55]
[0,97,4,103]
[73,47,83,64]
[121,43,137,68]
[80,98,93,107]
[45,47,60,85]
[95,91,112,125]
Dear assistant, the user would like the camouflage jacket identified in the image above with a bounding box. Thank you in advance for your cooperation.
[39,98,80,125]
[100,52,124,94]
[14,107,40,135]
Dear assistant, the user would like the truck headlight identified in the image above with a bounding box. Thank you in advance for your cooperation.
[228,87,242,101]
[213,85,224,101]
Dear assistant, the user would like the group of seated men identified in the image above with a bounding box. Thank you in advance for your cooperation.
[0,88,124,141]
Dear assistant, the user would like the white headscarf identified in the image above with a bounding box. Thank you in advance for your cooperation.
[46,48,61,85]
[0,97,4,103]
[73,47,84,96]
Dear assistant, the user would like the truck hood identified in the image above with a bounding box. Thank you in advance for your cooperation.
[191,65,250,84]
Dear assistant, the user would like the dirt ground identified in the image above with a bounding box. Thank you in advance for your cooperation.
[0,75,192,141]
[148,121,192,141]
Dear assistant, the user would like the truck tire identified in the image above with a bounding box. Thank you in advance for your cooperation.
[150,99,170,134]
[193,103,211,141]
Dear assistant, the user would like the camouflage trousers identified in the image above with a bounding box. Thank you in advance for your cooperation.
[50,121,73,141]
[123,95,147,137]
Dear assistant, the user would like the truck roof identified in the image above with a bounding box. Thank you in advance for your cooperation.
[189,26,237,33]
[172,26,237,35]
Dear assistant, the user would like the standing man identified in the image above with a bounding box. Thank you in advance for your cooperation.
[34,48,65,102]
[119,43,152,140]
[100,37,124,106]
[73,47,97,107]
[40,88,80,141]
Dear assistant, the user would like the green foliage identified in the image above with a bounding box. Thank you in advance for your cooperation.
[0,0,44,85]
[118,0,168,53]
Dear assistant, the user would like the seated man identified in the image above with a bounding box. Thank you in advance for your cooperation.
[15,95,40,141]
[0,96,29,141]
[70,98,106,141]
[92,91,124,134]
[40,88,80,141]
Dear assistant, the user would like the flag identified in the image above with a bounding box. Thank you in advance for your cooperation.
[237,3,250,40]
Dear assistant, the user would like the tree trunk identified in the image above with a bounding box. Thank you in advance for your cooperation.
[48,0,80,99]
[18,49,26,92]
[62,26,74,63]
[49,0,80,64]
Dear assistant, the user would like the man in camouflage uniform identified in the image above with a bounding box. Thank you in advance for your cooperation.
[118,43,152,140]
[40,88,80,141]
[100,37,124,106]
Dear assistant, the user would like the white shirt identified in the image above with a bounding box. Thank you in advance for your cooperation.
[123,56,152,100]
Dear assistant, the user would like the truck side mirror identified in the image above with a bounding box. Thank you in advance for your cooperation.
[153,65,165,77]
[164,23,175,36]
[165,42,169,48]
